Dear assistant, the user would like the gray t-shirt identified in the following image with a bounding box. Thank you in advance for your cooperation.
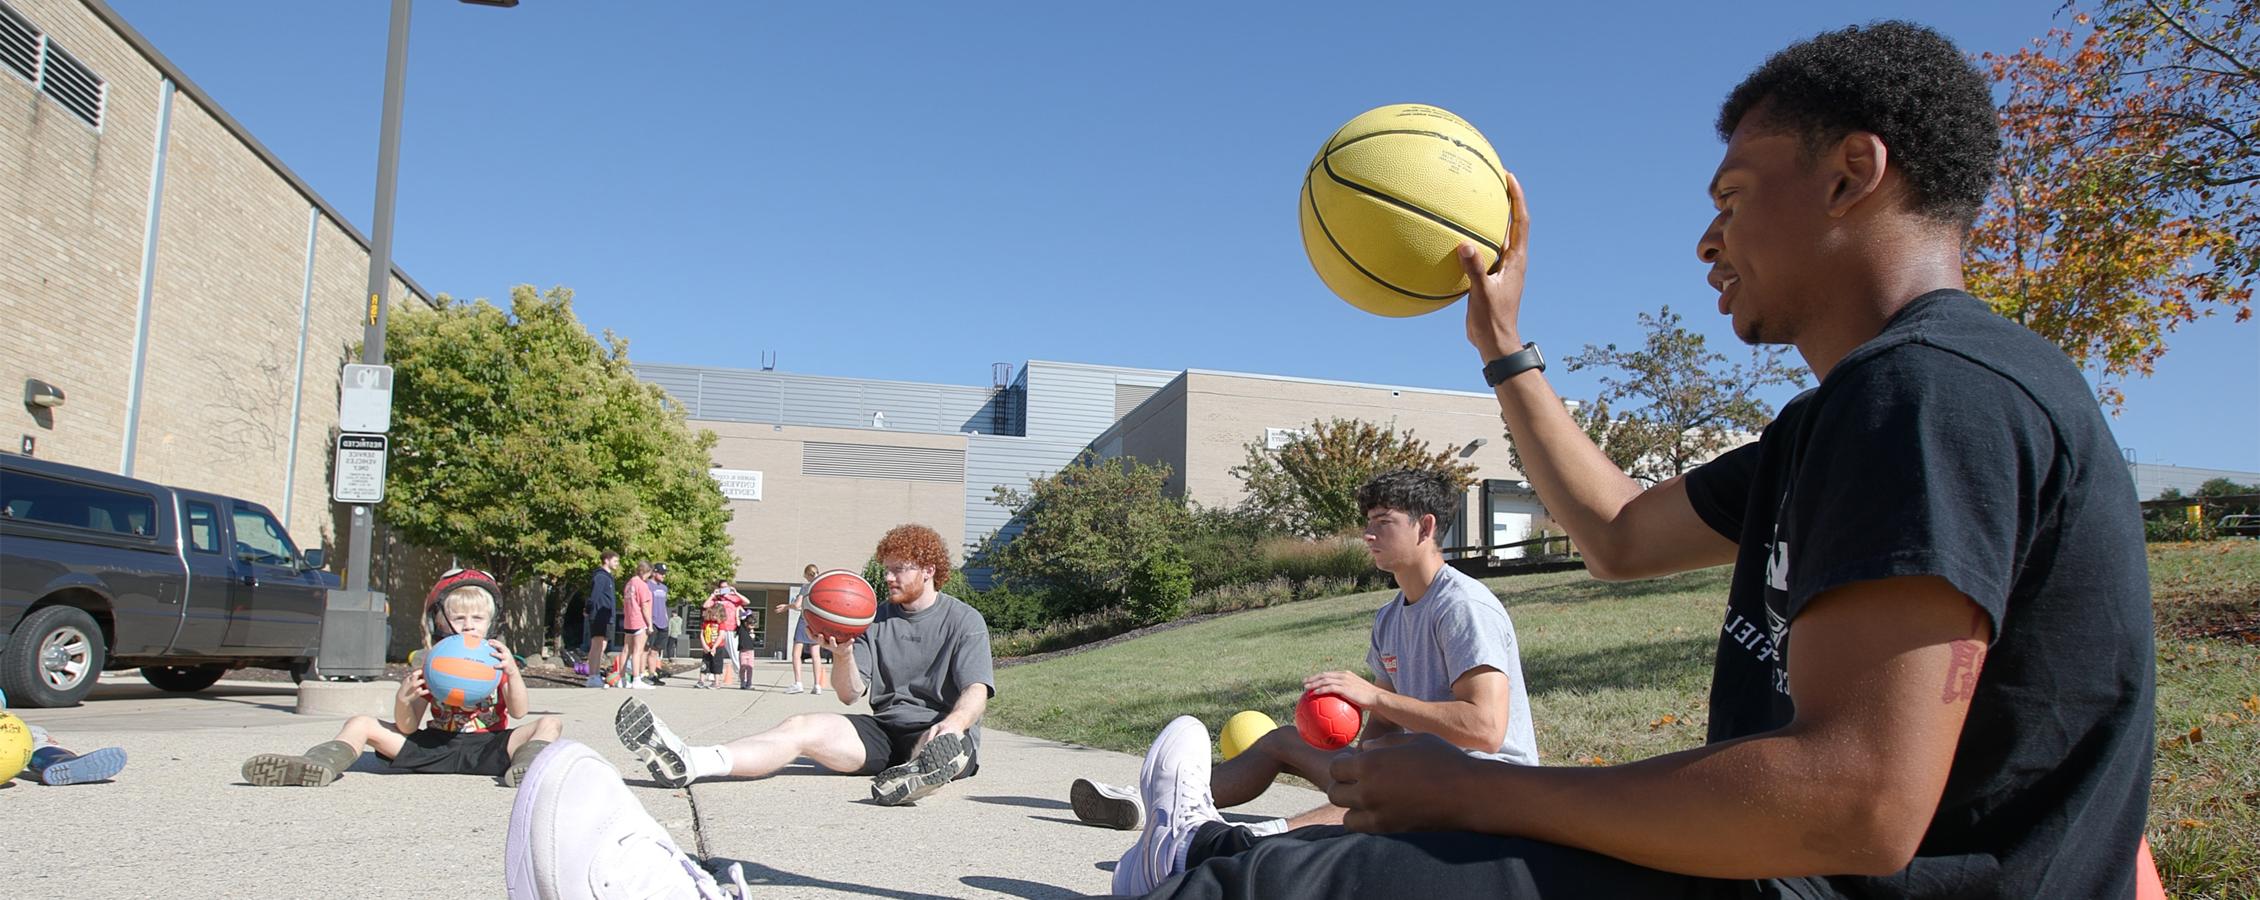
[1366,565,1540,766]
[852,592,996,750]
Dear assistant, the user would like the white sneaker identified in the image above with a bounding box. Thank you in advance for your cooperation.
[1071,778,1142,830]
[503,740,730,899]
[627,681,655,691]
[614,697,696,787]
[784,682,806,694]
[1112,716,1222,895]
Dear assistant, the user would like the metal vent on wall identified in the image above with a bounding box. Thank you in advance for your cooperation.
[802,442,965,483]
[0,1,105,128]
[1114,383,1160,419]
[1,2,39,82]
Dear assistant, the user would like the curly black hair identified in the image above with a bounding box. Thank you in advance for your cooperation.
[1717,20,1999,227]
[1356,469,1461,528]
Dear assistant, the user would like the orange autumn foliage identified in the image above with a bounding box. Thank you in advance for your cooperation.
[1967,0,2255,409]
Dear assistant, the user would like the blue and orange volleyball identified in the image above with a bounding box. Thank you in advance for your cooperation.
[423,634,503,709]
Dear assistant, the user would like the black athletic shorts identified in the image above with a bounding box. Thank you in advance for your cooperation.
[587,608,615,642]
[390,727,516,776]
[845,714,981,778]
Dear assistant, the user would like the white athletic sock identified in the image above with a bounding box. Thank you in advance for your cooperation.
[1241,817,1291,837]
[688,745,734,780]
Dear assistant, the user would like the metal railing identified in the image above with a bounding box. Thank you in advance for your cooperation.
[1437,534,1580,562]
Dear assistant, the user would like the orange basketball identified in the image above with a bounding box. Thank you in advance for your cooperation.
[805,569,878,643]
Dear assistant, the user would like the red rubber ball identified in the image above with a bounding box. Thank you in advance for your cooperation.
[1295,689,1362,750]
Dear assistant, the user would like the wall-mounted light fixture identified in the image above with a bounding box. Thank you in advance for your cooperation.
[1460,437,1489,458]
[24,379,65,409]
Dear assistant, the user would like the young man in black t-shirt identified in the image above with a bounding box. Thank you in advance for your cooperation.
[1114,22,2153,900]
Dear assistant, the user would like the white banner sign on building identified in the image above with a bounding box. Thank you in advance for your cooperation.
[710,468,762,501]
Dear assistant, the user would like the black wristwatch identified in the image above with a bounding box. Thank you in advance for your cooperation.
[1483,342,1545,387]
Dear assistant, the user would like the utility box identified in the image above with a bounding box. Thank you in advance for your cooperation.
[317,588,390,678]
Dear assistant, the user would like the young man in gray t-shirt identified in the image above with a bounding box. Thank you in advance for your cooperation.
[616,524,996,807]
[1077,469,1540,851]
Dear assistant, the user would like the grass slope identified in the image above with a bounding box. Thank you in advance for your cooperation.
[990,544,2259,899]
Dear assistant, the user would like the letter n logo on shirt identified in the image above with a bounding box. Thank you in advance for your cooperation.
[1765,525,1790,593]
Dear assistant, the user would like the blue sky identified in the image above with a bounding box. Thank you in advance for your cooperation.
[106,0,2258,472]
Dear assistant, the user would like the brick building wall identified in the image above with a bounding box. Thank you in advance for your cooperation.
[3,0,424,548]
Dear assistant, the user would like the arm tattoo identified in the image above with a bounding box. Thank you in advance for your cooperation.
[1940,610,1988,704]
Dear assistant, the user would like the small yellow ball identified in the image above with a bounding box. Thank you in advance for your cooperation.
[1219,710,1279,761]
[0,712,34,781]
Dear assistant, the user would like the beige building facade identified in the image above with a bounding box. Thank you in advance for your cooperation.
[1098,369,1555,552]
[3,0,429,544]
[645,357,1561,655]
[3,1,458,657]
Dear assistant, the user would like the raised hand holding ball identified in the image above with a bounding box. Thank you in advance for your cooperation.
[805,569,878,643]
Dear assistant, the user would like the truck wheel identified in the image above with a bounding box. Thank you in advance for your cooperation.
[289,657,319,684]
[1,605,108,708]
[141,664,228,693]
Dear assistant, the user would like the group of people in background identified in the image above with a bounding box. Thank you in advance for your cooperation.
[576,552,665,690]
[559,552,837,692]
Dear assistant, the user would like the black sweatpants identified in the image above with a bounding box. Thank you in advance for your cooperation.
[1142,823,1813,900]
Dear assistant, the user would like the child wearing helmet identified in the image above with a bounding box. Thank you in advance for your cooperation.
[240,569,565,788]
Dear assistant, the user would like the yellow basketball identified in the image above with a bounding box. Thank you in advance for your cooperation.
[1219,710,1278,761]
[1299,104,1512,317]
[0,712,32,781]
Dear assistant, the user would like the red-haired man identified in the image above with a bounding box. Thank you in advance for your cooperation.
[614,523,995,806]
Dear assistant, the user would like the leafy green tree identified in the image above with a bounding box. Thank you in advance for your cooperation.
[2154,486,2186,502]
[1231,419,1478,538]
[983,453,1192,618]
[2195,477,2260,498]
[862,556,889,607]
[1124,543,1193,625]
[382,285,734,599]
[614,385,734,597]
[1519,305,1806,486]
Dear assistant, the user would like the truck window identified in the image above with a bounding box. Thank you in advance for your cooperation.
[184,501,220,553]
[0,470,158,537]
[230,504,300,565]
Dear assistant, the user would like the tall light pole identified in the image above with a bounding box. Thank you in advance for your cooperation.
[342,0,414,599]
[322,0,517,682]
[345,0,523,595]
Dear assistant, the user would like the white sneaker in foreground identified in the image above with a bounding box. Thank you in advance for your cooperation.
[503,739,729,900]
[1070,777,1142,830]
[614,697,695,787]
[1112,716,1223,895]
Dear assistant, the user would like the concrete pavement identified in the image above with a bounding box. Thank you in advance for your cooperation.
[0,659,1321,899]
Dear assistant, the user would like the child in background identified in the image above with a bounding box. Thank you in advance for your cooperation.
[1,687,128,785]
[733,590,761,690]
[240,569,565,787]
[694,594,724,690]
[699,580,743,689]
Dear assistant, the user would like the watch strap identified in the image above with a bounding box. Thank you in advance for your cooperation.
[1483,343,1545,387]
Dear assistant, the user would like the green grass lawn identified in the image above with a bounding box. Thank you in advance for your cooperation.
[990,543,2260,899]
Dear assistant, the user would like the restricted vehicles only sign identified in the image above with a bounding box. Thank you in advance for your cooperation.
[333,433,388,503]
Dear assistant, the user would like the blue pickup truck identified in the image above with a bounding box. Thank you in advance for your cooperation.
[1,453,339,707]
